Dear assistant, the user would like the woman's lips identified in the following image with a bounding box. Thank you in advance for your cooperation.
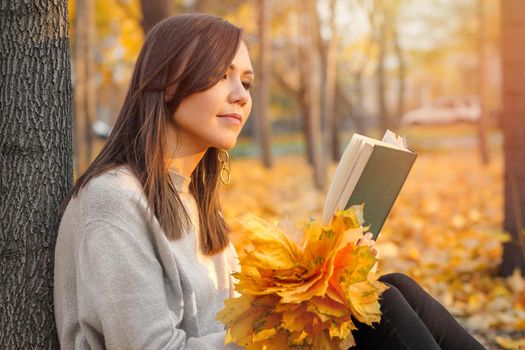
[217,113,242,126]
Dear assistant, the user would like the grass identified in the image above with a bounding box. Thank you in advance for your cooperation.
[231,124,503,159]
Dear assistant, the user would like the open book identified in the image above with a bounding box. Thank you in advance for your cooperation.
[321,130,417,240]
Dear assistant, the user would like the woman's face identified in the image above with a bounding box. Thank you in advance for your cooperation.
[171,41,254,152]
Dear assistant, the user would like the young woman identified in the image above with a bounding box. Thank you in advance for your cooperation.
[53,13,485,350]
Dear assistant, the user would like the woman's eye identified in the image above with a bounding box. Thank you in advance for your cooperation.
[222,74,228,80]
[242,82,252,90]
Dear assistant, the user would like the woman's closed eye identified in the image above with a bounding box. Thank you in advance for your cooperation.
[222,74,252,91]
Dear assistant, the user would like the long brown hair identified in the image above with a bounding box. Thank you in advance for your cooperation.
[61,14,243,255]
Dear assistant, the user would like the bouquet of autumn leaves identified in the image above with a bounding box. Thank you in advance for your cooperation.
[217,206,388,349]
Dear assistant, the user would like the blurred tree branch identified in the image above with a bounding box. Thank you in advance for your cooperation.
[115,0,142,23]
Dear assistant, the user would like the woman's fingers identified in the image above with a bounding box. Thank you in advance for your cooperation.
[356,233,380,259]
[357,232,375,246]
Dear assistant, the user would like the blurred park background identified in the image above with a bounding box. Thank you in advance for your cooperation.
[68,0,524,349]
[2,0,525,348]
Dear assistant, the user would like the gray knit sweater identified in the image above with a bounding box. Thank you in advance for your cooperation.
[53,166,240,349]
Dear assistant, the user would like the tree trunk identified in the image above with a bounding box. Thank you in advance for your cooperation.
[500,0,525,276]
[297,12,315,165]
[300,98,315,165]
[194,0,213,12]
[393,26,405,128]
[323,0,338,164]
[271,55,314,164]
[332,83,343,161]
[255,0,272,168]
[140,0,170,34]
[0,0,73,348]
[304,0,325,190]
[74,0,96,175]
[477,0,490,165]
[86,0,96,164]
[351,71,367,134]
[376,16,389,131]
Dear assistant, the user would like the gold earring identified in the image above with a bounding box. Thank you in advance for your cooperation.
[218,149,231,185]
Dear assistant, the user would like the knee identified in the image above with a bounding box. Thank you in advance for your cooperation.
[379,272,418,292]
[379,282,404,305]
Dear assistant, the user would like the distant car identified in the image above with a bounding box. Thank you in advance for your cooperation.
[401,95,481,125]
[92,120,112,140]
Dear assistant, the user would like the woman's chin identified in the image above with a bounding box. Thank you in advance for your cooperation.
[215,139,237,150]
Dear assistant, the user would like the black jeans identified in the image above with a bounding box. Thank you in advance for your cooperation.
[350,273,486,350]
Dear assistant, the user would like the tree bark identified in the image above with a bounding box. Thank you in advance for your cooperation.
[74,0,96,175]
[477,0,490,165]
[194,0,212,12]
[351,70,367,135]
[323,0,338,163]
[271,59,314,164]
[296,11,315,165]
[300,101,314,164]
[500,0,525,276]
[376,13,389,131]
[303,0,325,190]
[0,0,73,348]
[255,0,272,168]
[393,25,405,128]
[86,0,96,165]
[140,0,170,35]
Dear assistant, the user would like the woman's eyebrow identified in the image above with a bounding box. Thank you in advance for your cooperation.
[229,64,254,76]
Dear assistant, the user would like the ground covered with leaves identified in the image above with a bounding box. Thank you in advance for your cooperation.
[220,148,525,349]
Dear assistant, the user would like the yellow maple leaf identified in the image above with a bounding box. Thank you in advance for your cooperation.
[307,296,348,321]
[217,294,255,326]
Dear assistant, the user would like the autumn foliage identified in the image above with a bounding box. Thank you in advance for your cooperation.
[220,149,525,349]
[217,207,388,349]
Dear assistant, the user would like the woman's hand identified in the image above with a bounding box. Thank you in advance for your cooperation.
[356,232,379,258]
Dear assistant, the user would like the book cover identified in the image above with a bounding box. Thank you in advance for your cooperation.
[345,145,417,239]
[322,131,417,240]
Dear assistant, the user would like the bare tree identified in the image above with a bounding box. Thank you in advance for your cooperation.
[499,0,525,276]
[140,0,170,34]
[255,0,273,167]
[477,0,490,165]
[322,0,339,162]
[302,0,325,189]
[375,7,390,130]
[74,0,96,174]
[295,5,316,166]
[392,25,406,124]
[195,0,212,12]
[270,55,314,164]
[0,0,73,347]
[360,0,404,130]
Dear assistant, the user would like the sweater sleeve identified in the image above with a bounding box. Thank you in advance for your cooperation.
[76,219,239,350]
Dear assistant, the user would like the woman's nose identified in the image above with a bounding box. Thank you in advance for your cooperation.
[229,82,249,106]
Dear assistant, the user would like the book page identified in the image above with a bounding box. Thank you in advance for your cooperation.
[354,132,413,152]
[334,143,374,214]
[382,129,408,148]
[322,137,362,225]
[329,141,367,221]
